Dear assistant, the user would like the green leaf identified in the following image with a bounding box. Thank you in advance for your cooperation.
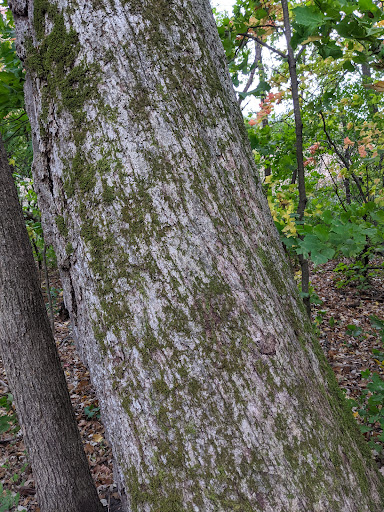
[371,210,384,223]
[343,60,355,72]
[358,0,378,11]
[238,80,271,99]
[296,235,335,264]
[316,246,335,264]
[370,315,384,331]
[254,8,268,20]
[336,17,368,40]
[346,324,362,337]
[294,6,325,31]
[317,42,344,59]
[313,224,330,242]
[0,416,12,434]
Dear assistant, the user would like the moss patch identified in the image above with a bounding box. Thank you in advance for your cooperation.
[55,214,68,237]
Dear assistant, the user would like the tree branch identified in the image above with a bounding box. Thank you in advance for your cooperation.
[238,33,288,59]
[319,110,367,202]
[296,45,306,61]
[238,42,260,106]
[319,111,349,167]
[319,154,347,212]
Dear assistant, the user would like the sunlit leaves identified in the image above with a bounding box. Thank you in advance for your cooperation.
[293,5,326,32]
[291,0,384,65]
[0,1,32,176]
[0,4,24,114]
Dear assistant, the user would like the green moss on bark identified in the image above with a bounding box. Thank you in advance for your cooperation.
[55,215,68,237]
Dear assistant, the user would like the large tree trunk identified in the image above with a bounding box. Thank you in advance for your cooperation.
[0,136,104,512]
[11,0,384,510]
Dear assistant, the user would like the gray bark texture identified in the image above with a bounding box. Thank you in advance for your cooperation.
[10,0,384,510]
[0,136,104,512]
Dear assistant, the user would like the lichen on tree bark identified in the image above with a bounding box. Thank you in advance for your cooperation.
[11,0,384,510]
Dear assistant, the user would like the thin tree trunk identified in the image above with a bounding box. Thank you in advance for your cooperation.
[362,63,371,77]
[0,137,103,512]
[11,0,384,510]
[281,0,310,316]
[344,178,351,204]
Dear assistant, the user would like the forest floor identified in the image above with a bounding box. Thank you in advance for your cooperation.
[1,261,384,511]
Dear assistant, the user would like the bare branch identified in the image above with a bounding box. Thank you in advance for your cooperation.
[319,154,347,211]
[296,45,306,61]
[319,110,367,202]
[319,111,349,167]
[238,32,288,59]
[238,46,259,106]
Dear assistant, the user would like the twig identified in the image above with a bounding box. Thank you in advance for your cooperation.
[319,111,349,168]
[319,111,367,202]
[237,42,260,106]
[230,36,247,64]
[3,120,29,143]
[296,45,306,60]
[320,154,347,211]
[238,32,288,59]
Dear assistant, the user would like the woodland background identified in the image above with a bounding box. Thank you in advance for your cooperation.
[2,0,384,509]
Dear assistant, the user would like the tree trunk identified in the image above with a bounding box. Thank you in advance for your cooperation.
[281,0,310,317]
[0,137,104,512]
[344,178,352,204]
[11,0,384,510]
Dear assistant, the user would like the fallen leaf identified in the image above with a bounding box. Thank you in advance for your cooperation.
[84,443,95,454]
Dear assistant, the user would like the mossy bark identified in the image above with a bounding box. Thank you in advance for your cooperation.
[11,0,384,510]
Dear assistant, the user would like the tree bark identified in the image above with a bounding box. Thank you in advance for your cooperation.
[0,136,103,512]
[11,0,384,510]
[344,178,352,204]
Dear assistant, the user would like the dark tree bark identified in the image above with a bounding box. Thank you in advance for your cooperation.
[0,137,103,512]
[281,0,310,317]
[344,178,352,204]
[10,0,384,510]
